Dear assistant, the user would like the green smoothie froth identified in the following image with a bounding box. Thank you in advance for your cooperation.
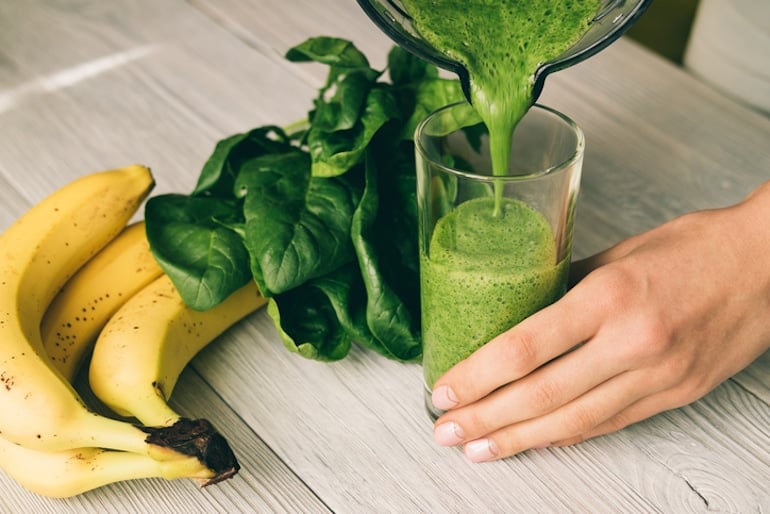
[421,197,568,388]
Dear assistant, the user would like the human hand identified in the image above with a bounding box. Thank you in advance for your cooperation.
[430,181,770,462]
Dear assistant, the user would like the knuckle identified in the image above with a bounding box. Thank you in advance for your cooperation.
[562,404,599,436]
[628,316,674,360]
[529,378,562,413]
[497,327,540,376]
[459,408,497,439]
[604,410,636,433]
[587,263,640,312]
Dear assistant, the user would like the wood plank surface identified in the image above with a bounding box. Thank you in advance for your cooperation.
[1,0,769,512]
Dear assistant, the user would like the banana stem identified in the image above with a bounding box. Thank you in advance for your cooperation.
[73,410,237,478]
[75,411,154,455]
[134,393,182,428]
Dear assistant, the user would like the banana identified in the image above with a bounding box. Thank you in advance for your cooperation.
[89,274,265,427]
[0,165,161,454]
[0,166,239,484]
[41,220,163,381]
[0,436,213,498]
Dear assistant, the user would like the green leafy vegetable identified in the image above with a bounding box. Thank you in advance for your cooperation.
[144,195,251,311]
[350,146,421,360]
[145,36,465,361]
[307,86,400,177]
[193,126,295,198]
[236,150,361,295]
[285,36,371,70]
[267,286,352,362]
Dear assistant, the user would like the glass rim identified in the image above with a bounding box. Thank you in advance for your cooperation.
[415,101,585,183]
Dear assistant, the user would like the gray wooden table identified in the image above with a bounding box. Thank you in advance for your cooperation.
[2,1,769,512]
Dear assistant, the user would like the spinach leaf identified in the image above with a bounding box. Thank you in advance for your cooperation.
[236,150,361,295]
[144,194,250,310]
[269,262,413,361]
[307,83,400,178]
[286,36,380,103]
[285,36,371,69]
[269,262,405,361]
[385,45,466,141]
[348,143,422,362]
[193,126,294,198]
[310,264,396,359]
[311,71,372,133]
[398,77,466,142]
[268,287,351,361]
[387,45,438,86]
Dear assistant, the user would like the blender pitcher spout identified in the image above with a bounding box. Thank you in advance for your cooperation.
[356,0,653,105]
[532,0,654,101]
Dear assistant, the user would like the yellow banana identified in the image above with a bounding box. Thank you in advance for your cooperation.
[0,165,158,453]
[41,220,164,381]
[0,436,212,498]
[89,275,265,427]
[0,166,239,484]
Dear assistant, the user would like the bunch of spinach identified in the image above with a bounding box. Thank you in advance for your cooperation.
[145,36,464,362]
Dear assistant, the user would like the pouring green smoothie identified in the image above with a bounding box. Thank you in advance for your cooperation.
[402,0,599,190]
[405,0,597,397]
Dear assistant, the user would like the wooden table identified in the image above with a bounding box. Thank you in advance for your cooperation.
[2,1,769,512]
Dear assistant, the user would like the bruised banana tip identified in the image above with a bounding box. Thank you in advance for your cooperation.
[139,417,240,483]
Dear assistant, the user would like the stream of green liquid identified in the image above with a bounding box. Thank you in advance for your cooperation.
[402,0,599,214]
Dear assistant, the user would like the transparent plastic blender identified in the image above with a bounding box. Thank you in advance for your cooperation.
[356,0,653,102]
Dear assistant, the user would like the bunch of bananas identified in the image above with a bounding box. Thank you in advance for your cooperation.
[0,165,265,498]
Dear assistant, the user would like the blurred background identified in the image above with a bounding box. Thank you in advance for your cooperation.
[627,0,699,64]
[627,0,769,115]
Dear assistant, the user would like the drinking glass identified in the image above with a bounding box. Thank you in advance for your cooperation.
[415,101,584,419]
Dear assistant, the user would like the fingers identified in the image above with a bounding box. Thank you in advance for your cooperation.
[431,285,603,411]
[551,386,700,447]
[434,336,630,442]
[437,364,701,463]
[455,370,653,462]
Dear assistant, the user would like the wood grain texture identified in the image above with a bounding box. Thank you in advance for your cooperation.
[1,0,769,511]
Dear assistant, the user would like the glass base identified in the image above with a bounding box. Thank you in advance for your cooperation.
[424,385,446,421]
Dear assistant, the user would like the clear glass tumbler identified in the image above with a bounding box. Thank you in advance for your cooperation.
[415,101,584,420]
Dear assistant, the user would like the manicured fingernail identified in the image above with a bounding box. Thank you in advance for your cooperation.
[434,422,464,446]
[464,439,499,463]
[432,385,458,410]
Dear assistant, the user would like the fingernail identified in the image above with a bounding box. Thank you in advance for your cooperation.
[464,439,499,463]
[432,385,459,410]
[434,422,464,446]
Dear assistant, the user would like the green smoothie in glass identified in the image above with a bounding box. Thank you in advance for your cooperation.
[403,0,598,393]
[421,196,570,387]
